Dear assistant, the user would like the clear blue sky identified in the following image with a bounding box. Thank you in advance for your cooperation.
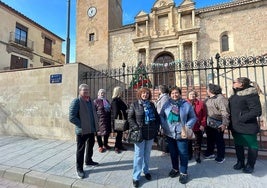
[1,0,232,63]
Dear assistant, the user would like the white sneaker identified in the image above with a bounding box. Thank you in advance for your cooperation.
[215,157,225,164]
[204,154,215,159]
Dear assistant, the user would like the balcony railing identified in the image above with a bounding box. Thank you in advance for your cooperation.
[9,32,34,50]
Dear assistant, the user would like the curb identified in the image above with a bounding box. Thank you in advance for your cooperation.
[0,165,115,188]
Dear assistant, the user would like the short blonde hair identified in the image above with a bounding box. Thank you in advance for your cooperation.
[112,86,123,99]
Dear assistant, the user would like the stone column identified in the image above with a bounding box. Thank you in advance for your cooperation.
[192,41,197,60]
[192,10,195,27]
[135,23,138,36]
[146,48,150,66]
[146,20,149,36]
[178,11,181,30]
[169,6,174,32]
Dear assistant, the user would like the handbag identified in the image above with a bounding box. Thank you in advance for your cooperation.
[207,117,222,129]
[114,111,129,131]
[181,125,195,140]
[127,129,143,143]
[114,119,128,131]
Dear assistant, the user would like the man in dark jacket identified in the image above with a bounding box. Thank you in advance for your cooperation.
[69,84,99,179]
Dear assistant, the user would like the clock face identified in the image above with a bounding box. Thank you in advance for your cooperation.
[88,6,97,18]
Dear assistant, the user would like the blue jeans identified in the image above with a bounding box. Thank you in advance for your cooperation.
[133,139,154,181]
[166,136,188,174]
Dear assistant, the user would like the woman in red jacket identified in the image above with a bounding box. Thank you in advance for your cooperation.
[187,90,207,163]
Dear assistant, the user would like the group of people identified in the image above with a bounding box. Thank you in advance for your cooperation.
[69,76,262,187]
[69,85,128,179]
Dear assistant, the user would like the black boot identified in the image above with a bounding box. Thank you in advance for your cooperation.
[194,146,201,163]
[233,145,245,170]
[243,148,258,174]
[233,161,245,170]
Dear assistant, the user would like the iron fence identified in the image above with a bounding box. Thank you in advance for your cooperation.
[81,54,267,151]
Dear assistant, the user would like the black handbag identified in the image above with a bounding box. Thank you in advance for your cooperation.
[127,129,143,143]
[207,117,222,129]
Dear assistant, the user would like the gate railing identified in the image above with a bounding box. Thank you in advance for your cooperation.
[81,54,267,151]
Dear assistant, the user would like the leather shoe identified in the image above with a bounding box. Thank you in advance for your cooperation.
[76,170,85,179]
[86,161,99,166]
[133,180,139,187]
[168,169,179,178]
[145,173,152,180]
[103,145,111,150]
[98,147,106,153]
[114,148,121,154]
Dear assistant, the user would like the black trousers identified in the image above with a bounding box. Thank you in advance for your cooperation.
[205,126,225,159]
[114,131,123,149]
[76,133,95,171]
[188,130,203,158]
[96,134,109,147]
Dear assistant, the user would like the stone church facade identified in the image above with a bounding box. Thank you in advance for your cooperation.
[76,0,267,71]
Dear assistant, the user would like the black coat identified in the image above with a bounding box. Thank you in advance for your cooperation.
[111,97,128,130]
[128,100,160,140]
[229,86,262,134]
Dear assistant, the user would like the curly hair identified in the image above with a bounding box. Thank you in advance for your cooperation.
[136,87,152,100]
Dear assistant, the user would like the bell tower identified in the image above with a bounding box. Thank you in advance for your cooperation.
[76,0,122,69]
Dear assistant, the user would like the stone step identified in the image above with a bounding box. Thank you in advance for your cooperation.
[107,132,267,159]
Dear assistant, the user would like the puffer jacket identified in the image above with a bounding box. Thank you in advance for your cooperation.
[94,98,111,136]
[160,98,197,140]
[229,86,262,134]
[128,100,160,140]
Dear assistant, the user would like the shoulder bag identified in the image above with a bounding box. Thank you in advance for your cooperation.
[114,111,129,131]
[127,129,143,143]
[181,125,195,140]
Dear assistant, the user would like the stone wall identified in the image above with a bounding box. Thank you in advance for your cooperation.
[0,63,92,140]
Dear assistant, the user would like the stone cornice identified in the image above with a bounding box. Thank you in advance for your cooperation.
[195,0,262,14]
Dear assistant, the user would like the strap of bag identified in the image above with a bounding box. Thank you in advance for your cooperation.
[116,110,125,120]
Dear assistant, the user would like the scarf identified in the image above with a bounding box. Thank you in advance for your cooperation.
[140,100,156,124]
[167,99,183,124]
[98,96,111,112]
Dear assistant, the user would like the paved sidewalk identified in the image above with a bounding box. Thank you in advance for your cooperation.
[0,135,266,188]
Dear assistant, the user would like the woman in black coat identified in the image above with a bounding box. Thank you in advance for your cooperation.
[111,86,128,154]
[229,77,262,173]
[128,87,160,188]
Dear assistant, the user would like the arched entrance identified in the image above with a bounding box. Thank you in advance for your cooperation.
[153,53,175,87]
